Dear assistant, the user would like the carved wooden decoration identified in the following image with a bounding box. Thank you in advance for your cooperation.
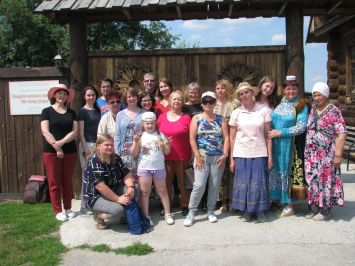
[217,62,258,88]
[114,65,150,92]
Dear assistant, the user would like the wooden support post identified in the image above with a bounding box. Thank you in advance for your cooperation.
[285,2,304,98]
[69,12,87,199]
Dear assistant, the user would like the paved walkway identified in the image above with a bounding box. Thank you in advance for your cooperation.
[61,164,355,265]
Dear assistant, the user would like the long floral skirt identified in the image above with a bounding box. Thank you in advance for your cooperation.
[231,157,270,212]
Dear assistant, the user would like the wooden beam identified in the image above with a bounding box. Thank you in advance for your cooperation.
[228,4,233,17]
[327,1,343,15]
[285,1,304,97]
[0,67,68,78]
[278,2,287,16]
[176,6,182,19]
[87,45,286,57]
[121,8,132,19]
[69,12,88,199]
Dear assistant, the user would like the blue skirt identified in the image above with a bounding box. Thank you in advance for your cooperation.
[231,157,270,212]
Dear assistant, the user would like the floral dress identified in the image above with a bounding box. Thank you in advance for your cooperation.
[120,120,139,181]
[304,104,346,208]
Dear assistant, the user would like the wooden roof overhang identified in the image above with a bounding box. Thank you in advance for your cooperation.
[306,14,355,43]
[35,0,355,24]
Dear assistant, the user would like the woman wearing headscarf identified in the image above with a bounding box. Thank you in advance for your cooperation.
[268,76,311,217]
[304,82,346,221]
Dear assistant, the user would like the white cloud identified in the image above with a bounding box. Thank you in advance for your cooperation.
[310,76,324,82]
[181,18,274,32]
[191,34,202,40]
[180,20,214,31]
[271,34,286,44]
[221,38,234,46]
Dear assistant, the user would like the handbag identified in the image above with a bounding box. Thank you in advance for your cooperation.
[124,198,151,235]
[184,164,195,189]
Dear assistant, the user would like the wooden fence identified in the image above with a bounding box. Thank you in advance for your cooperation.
[0,46,286,198]
[88,46,286,97]
[0,67,69,198]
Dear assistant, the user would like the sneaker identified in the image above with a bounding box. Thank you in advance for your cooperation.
[65,210,76,218]
[208,211,218,223]
[184,213,194,227]
[256,211,266,223]
[313,213,331,221]
[305,211,318,219]
[165,213,175,225]
[56,212,68,222]
[146,216,154,227]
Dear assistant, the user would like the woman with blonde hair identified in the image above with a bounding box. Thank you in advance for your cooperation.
[83,134,139,230]
[157,90,192,216]
[214,79,240,213]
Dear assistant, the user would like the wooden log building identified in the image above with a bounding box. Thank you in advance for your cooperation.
[307,13,355,126]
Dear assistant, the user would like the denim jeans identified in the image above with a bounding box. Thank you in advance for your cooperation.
[188,155,225,212]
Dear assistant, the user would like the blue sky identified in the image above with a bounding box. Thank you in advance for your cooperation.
[162,16,327,92]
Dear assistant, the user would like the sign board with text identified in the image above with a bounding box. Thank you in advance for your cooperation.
[9,80,59,115]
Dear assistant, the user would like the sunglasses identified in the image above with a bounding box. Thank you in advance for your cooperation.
[142,99,152,103]
[144,80,155,83]
[109,100,120,105]
[202,99,216,105]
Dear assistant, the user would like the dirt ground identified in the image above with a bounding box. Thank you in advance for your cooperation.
[60,164,355,265]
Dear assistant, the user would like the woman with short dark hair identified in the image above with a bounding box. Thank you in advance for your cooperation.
[97,90,121,138]
[40,84,78,222]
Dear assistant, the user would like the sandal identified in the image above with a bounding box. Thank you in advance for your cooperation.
[276,208,295,218]
[228,204,237,213]
[93,213,107,230]
[221,204,228,213]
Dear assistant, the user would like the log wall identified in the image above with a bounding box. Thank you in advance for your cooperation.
[327,22,355,127]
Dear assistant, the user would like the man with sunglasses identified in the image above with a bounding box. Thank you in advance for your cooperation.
[143,73,159,101]
[96,78,126,117]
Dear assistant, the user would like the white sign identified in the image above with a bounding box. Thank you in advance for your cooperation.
[9,80,59,115]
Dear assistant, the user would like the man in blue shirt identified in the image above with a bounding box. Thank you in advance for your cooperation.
[96,78,126,116]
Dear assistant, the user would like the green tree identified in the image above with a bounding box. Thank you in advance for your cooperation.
[87,21,180,50]
[175,39,200,49]
[0,0,180,68]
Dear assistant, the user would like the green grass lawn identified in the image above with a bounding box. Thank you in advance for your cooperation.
[0,202,153,266]
[0,202,67,266]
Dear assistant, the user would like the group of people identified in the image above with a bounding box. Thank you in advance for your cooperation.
[40,72,347,230]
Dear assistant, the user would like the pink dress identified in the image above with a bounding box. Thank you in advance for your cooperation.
[304,104,346,208]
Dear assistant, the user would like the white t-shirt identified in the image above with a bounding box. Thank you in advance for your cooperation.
[138,131,166,170]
